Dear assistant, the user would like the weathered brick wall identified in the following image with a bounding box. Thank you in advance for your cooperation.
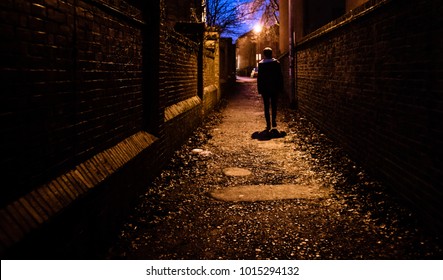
[160,30,199,108]
[0,0,222,258]
[159,25,203,153]
[0,0,158,258]
[295,0,443,231]
[0,0,144,206]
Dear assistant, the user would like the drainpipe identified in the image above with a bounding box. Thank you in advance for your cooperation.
[288,0,297,109]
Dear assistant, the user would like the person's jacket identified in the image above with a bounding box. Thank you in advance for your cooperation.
[257,58,283,96]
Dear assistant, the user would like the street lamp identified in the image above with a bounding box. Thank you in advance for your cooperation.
[253,23,263,34]
[253,23,263,66]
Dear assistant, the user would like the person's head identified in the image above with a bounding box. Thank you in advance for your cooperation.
[263,47,273,59]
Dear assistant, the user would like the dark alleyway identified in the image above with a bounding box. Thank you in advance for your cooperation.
[107,78,442,260]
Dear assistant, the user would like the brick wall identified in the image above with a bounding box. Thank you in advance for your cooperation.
[294,0,443,231]
[0,0,223,258]
[0,0,156,258]
[0,0,145,206]
[159,24,203,155]
[160,30,199,108]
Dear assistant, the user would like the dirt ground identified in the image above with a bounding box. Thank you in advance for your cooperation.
[107,77,442,260]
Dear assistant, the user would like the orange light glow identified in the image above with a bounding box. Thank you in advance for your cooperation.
[253,23,263,34]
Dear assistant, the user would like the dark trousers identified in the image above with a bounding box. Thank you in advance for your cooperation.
[262,94,277,128]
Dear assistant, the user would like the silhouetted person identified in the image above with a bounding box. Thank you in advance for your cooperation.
[257,47,283,130]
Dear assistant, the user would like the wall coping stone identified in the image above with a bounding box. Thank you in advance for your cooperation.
[164,96,202,122]
[0,131,158,255]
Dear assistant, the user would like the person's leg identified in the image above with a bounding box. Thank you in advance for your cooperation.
[271,94,278,128]
[263,95,271,129]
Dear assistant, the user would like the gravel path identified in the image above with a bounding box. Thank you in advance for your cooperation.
[107,78,442,260]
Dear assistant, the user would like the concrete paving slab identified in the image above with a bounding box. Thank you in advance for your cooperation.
[210,184,329,202]
[222,167,252,176]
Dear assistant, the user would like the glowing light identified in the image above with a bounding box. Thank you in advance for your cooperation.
[253,23,263,34]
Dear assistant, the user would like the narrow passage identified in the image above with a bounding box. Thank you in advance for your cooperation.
[108,77,442,259]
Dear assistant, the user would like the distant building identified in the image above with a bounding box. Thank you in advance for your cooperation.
[236,24,280,77]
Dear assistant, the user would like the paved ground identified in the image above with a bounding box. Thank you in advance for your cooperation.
[107,77,442,259]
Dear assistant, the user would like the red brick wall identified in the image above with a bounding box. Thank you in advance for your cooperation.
[295,0,443,231]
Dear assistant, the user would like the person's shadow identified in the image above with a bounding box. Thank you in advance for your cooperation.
[251,129,287,141]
